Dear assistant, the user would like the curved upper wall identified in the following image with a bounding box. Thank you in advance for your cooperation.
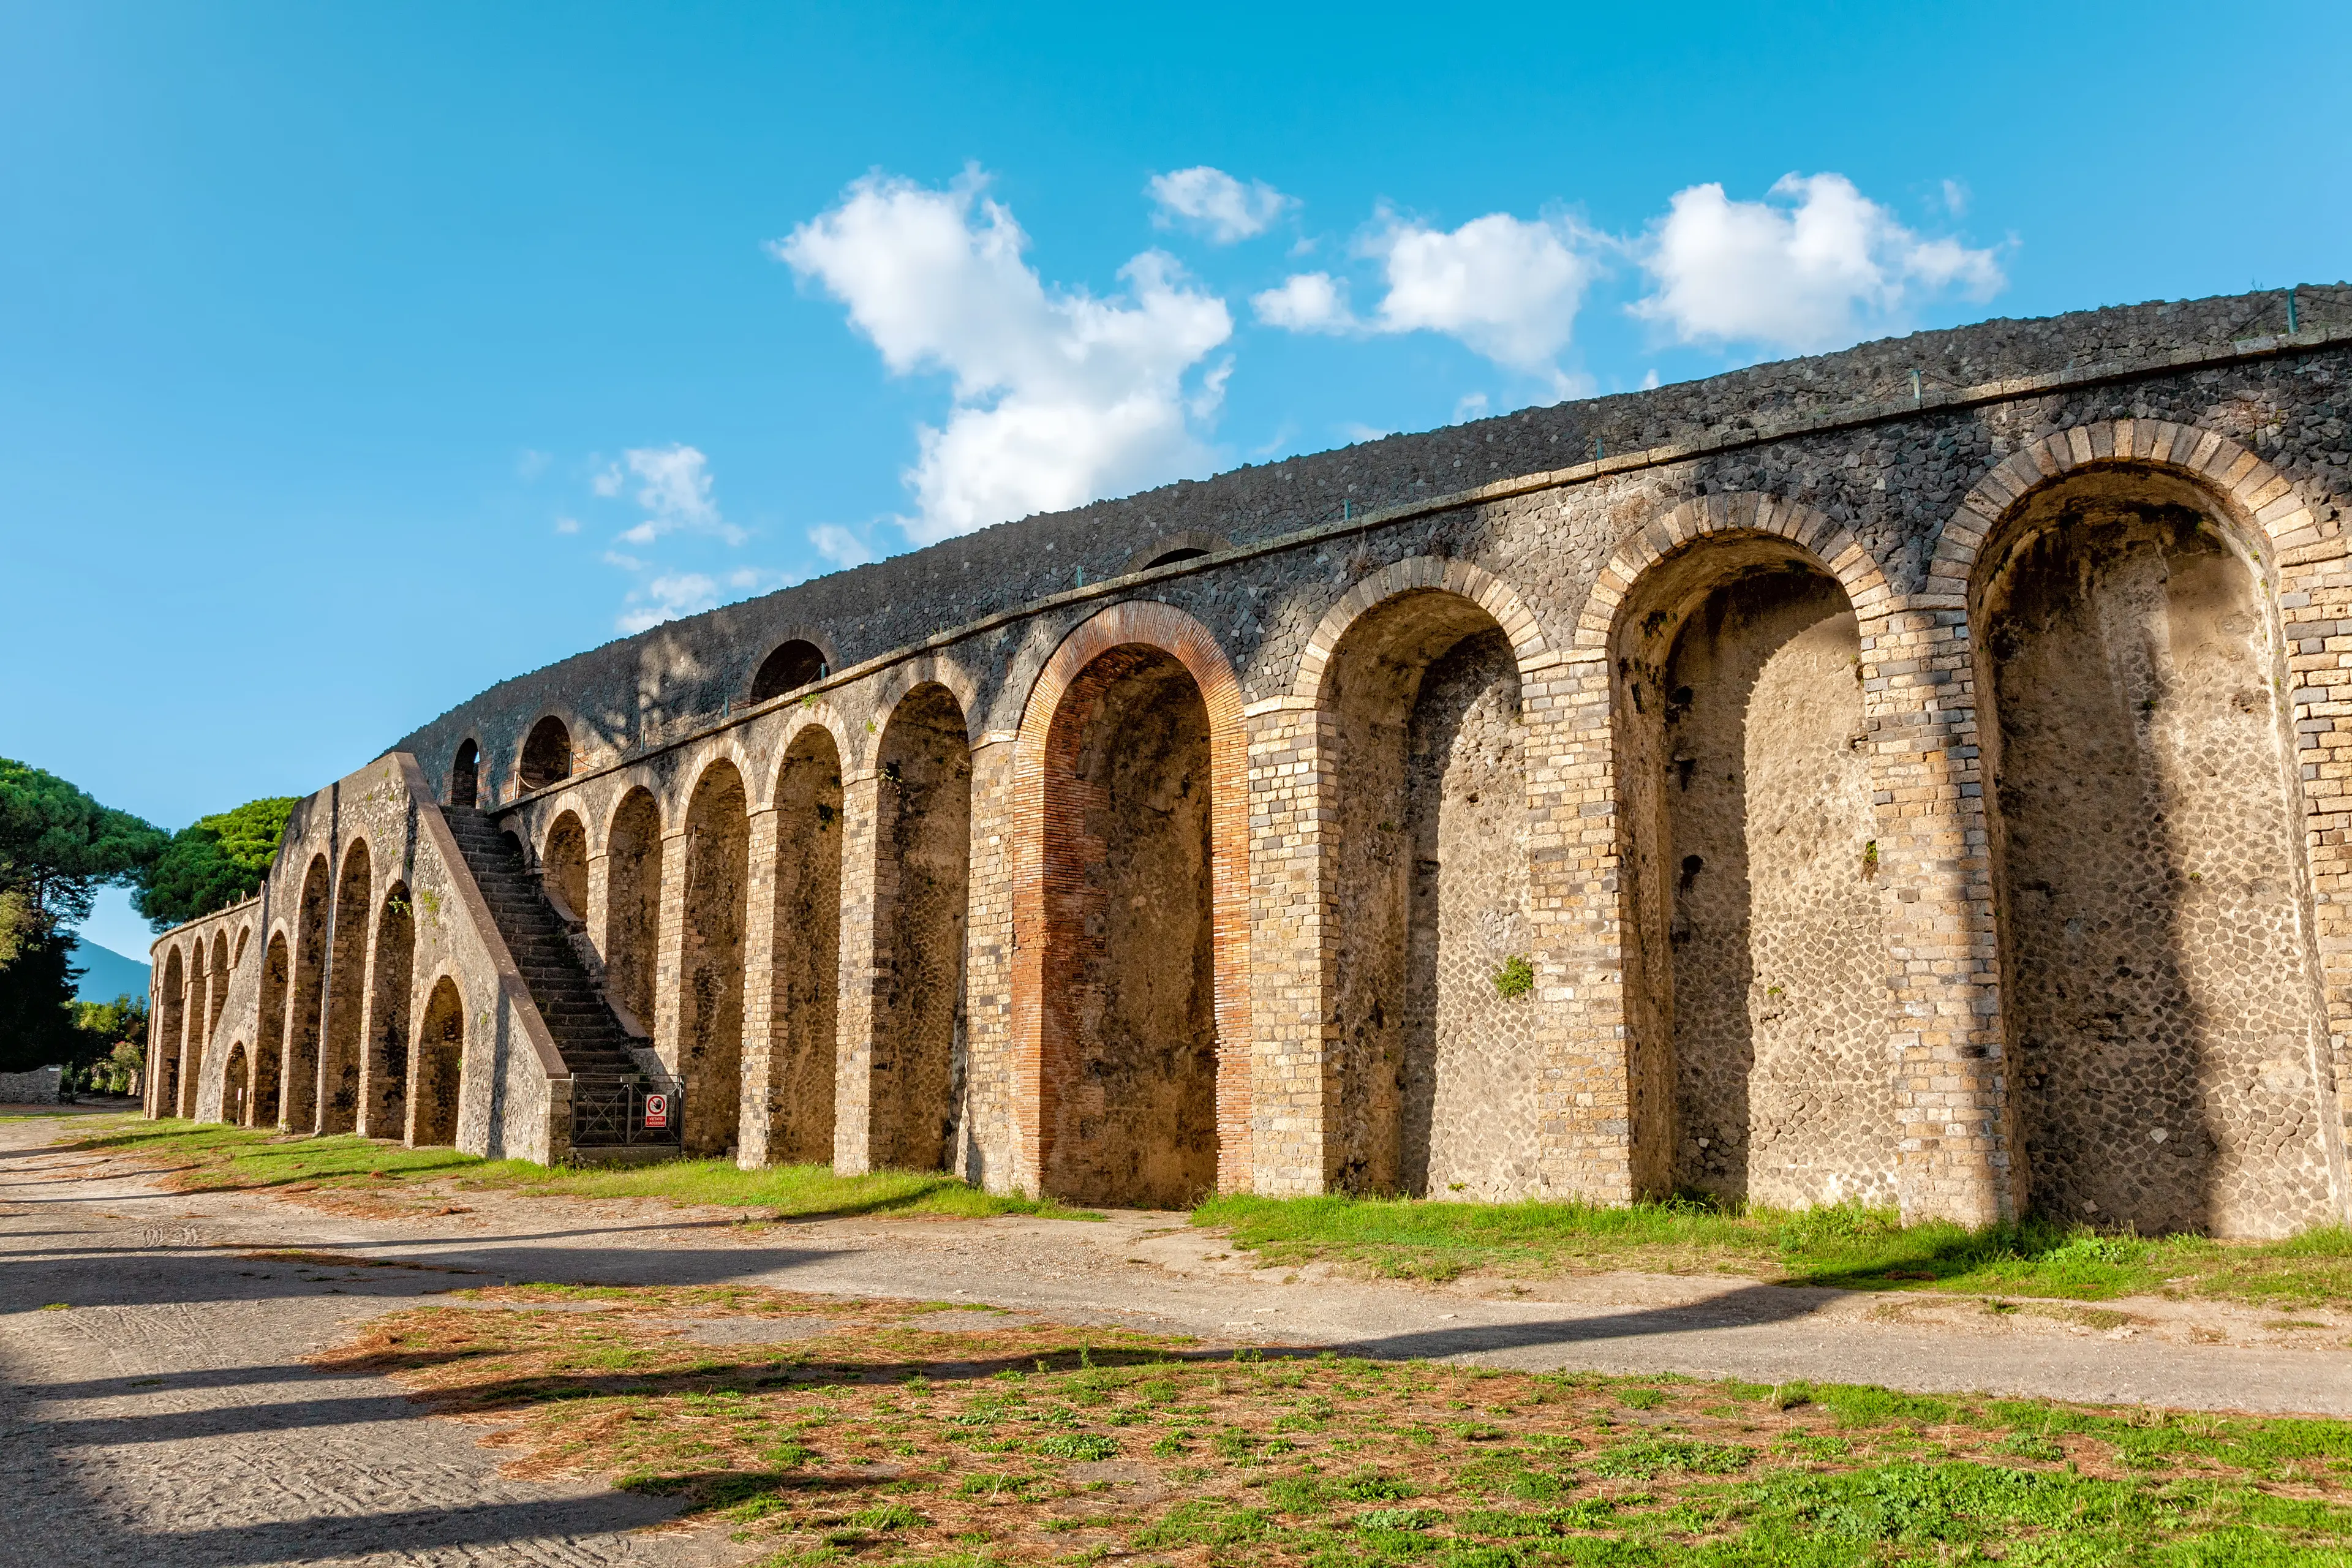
[393,285,2346,805]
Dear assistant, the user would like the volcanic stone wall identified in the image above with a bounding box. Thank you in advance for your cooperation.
[153,285,2352,1236]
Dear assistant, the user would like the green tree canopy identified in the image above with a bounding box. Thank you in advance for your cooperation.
[0,757,167,927]
[135,796,298,930]
[0,925,82,1071]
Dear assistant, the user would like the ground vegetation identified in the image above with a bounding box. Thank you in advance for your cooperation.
[318,1280,2352,1567]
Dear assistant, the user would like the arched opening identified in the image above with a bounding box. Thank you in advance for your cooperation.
[154,946,184,1117]
[233,925,249,969]
[603,789,664,1038]
[542,811,589,924]
[207,932,230,1047]
[1321,590,1530,1197]
[1145,548,1208,569]
[872,684,973,1172]
[1973,468,2334,1236]
[681,760,750,1156]
[364,882,416,1137]
[179,949,208,1118]
[254,932,288,1126]
[285,854,332,1131]
[520,716,573,790]
[318,839,374,1133]
[451,739,480,809]
[1040,644,1219,1207]
[765,728,842,1163]
[411,976,466,1147]
[752,640,829,704]
[1615,539,1890,1207]
[223,1043,248,1126]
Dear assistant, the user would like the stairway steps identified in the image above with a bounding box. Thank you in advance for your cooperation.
[439,805,668,1117]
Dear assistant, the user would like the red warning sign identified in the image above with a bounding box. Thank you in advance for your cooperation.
[643,1093,669,1129]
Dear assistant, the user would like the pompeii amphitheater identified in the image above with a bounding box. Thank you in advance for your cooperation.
[145,285,2352,1239]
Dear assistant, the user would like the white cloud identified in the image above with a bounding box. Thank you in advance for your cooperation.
[590,464,624,498]
[775,169,1234,545]
[614,442,744,545]
[1453,392,1490,423]
[1632,173,2004,353]
[1148,167,1293,243]
[516,448,552,480]
[1256,209,1595,388]
[808,523,874,569]
[617,571,719,633]
[1251,272,1357,333]
[1371,212,1593,377]
[554,516,581,535]
[1941,178,1970,217]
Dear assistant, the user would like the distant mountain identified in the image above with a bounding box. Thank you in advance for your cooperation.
[70,938,152,1005]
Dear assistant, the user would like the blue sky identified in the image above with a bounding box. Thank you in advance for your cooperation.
[7,1,2350,957]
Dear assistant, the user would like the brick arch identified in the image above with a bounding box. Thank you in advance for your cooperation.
[1009,599,1253,1197]
[742,624,841,707]
[752,706,854,813]
[867,653,985,758]
[592,769,669,848]
[675,735,757,815]
[447,733,483,808]
[1290,556,1552,706]
[1128,529,1231,574]
[1581,492,1898,654]
[1928,420,2336,606]
[1928,417,2351,1232]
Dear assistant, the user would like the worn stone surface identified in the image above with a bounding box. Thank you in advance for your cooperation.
[148,287,2352,1232]
[0,1121,727,1568]
[1982,476,2334,1235]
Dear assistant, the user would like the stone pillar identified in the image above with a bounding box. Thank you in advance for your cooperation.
[961,736,1019,1189]
[584,849,612,971]
[2283,546,2352,1216]
[832,770,882,1175]
[737,806,780,1168]
[1862,603,2021,1225]
[145,976,163,1118]
[650,827,690,1079]
[1242,696,1333,1194]
[179,967,205,1120]
[1520,649,1639,1202]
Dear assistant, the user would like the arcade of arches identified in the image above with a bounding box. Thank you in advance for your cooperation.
[144,445,2352,1238]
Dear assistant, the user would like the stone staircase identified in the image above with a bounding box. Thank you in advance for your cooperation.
[439,809,669,1134]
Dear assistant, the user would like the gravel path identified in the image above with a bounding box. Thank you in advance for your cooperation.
[0,1116,733,1568]
[6,1110,2350,1564]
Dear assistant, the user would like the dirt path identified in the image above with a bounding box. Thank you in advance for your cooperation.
[6,1113,2351,1564]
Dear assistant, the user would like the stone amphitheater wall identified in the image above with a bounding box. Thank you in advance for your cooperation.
[151,287,2352,1235]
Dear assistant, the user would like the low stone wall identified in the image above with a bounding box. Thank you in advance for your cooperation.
[0,1065,63,1104]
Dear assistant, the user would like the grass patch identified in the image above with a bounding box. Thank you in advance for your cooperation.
[323,1283,2352,1566]
[57,1117,1091,1223]
[1191,1191,2352,1308]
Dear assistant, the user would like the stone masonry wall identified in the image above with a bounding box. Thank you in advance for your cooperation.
[151,287,2352,1235]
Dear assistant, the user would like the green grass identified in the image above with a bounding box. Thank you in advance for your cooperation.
[1192,1191,2352,1308]
[342,1287,2352,1567]
[61,1116,1093,1222]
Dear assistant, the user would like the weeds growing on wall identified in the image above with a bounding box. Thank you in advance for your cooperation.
[312,1280,2352,1567]
[1192,1191,2352,1308]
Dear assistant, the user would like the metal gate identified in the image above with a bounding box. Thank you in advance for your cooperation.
[571,1075,684,1147]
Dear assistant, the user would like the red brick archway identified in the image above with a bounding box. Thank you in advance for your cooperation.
[1009,601,1252,1199]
